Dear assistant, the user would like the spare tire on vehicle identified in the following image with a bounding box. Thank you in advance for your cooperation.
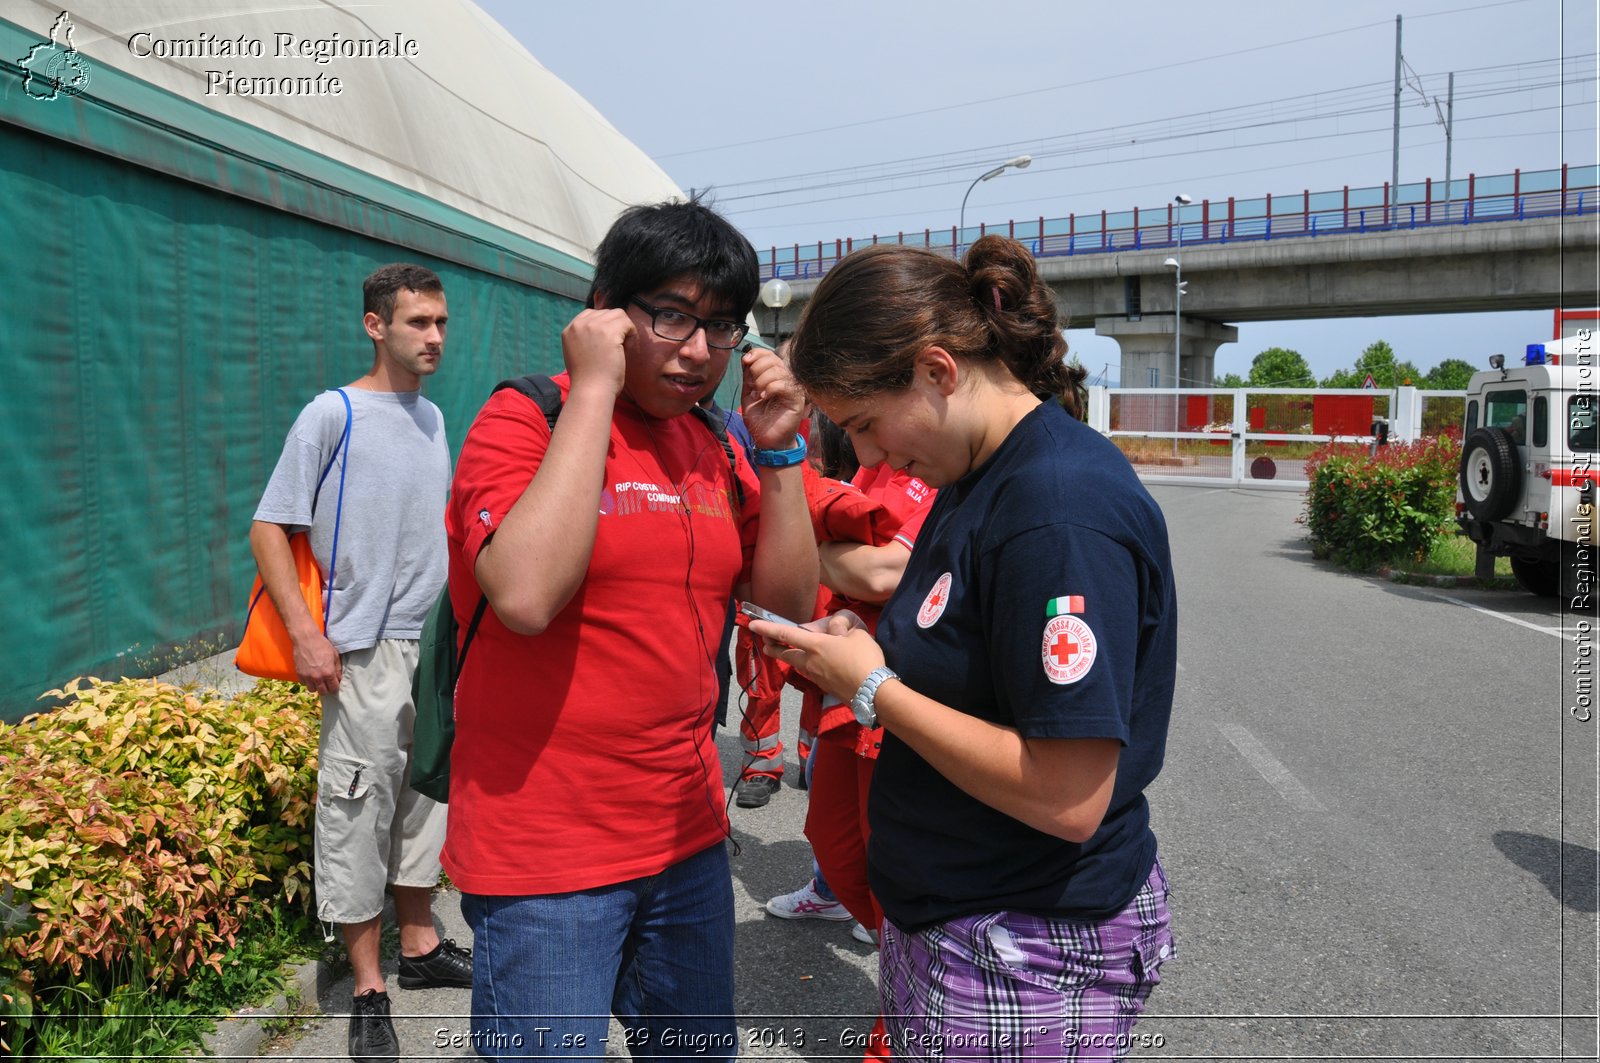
[1459,426,1521,521]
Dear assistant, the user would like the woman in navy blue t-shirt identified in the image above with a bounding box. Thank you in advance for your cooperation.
[751,235,1179,1061]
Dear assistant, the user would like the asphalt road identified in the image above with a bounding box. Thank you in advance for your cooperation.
[1140,485,1597,1062]
[255,484,1598,1062]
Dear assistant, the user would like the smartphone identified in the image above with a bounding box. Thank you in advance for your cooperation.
[740,601,801,628]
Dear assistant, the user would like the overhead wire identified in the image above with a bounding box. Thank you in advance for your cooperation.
[717,93,1589,217]
[709,73,1405,190]
[657,0,1544,161]
[685,3,1591,248]
[710,54,1595,206]
[732,115,1589,239]
[719,92,1592,220]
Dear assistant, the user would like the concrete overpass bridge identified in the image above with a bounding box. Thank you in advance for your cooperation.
[760,164,1600,387]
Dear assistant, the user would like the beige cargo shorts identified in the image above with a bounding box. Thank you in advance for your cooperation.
[314,639,447,924]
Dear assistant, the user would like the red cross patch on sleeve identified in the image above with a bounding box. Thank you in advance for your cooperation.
[1041,614,1096,684]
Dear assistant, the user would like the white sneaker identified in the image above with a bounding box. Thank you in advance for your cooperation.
[765,880,853,921]
[851,922,880,945]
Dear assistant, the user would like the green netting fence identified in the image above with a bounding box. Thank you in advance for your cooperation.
[0,20,618,718]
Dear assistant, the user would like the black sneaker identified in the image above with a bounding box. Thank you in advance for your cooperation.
[397,938,473,989]
[348,989,398,1063]
[735,773,782,808]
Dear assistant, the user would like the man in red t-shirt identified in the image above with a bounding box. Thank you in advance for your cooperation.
[444,199,816,1058]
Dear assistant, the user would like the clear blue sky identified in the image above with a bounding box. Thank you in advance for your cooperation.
[478,0,1596,385]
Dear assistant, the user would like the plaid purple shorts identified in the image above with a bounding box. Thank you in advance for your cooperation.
[878,858,1173,1062]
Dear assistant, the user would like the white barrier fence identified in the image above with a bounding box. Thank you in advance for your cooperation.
[1086,386,1466,487]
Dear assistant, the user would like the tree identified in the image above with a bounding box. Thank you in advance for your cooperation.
[1421,358,1477,390]
[1247,347,1314,388]
[1215,371,1247,388]
[1320,340,1420,388]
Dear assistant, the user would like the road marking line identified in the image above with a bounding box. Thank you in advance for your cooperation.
[1216,722,1326,812]
[1427,592,1567,639]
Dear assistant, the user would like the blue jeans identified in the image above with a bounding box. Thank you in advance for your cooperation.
[461,842,736,1061]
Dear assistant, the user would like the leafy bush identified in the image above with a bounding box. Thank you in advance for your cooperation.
[0,676,320,1054]
[1302,435,1461,569]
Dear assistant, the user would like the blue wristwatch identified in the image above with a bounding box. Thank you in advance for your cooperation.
[752,434,807,468]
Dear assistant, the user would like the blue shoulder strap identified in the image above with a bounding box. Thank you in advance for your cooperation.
[314,389,354,633]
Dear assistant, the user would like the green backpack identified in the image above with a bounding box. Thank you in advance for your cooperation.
[408,375,743,803]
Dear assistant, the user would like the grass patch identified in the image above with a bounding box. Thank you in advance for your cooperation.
[1384,534,1518,588]
[1112,435,1327,465]
[18,907,335,1059]
[182,906,340,1018]
[1111,437,1195,465]
[1402,534,1513,578]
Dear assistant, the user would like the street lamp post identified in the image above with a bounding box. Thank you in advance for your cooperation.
[759,277,792,349]
[1167,193,1193,456]
[959,155,1032,243]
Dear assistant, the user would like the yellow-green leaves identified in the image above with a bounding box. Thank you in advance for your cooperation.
[1,676,319,988]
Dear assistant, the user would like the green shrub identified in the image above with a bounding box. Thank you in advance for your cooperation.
[0,675,320,1055]
[1302,435,1461,570]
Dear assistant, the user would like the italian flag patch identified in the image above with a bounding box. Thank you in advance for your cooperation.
[1046,595,1085,617]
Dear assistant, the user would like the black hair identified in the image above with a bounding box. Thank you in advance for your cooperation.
[363,263,443,322]
[810,408,860,481]
[588,196,759,317]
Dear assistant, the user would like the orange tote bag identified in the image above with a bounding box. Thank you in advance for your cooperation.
[235,534,325,681]
[235,390,352,682]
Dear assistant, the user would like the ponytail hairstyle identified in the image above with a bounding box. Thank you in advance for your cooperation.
[788,235,1087,417]
[1056,358,1091,422]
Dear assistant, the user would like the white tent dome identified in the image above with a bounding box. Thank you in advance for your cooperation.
[7,0,682,263]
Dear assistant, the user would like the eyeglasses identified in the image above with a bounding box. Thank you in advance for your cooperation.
[629,297,748,350]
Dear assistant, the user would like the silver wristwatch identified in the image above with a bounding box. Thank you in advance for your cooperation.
[850,666,898,728]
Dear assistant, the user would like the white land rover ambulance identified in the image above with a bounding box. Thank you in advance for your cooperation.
[1457,332,1597,607]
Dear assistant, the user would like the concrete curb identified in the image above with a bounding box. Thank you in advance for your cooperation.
[198,954,337,1062]
[1377,566,1516,589]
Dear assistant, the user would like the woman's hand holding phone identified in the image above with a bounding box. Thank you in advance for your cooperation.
[744,608,885,706]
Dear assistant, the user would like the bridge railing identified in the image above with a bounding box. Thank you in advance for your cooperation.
[762,163,1598,282]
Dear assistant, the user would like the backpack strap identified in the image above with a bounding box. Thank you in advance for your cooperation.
[492,374,744,507]
[454,379,749,680]
[458,591,490,673]
[493,374,563,432]
[452,376,566,668]
[689,402,747,509]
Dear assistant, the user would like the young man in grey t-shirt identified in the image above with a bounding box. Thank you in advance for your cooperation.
[250,263,465,1063]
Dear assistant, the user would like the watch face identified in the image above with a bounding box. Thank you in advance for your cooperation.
[852,668,891,727]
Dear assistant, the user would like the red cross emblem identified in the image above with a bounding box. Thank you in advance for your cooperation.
[1042,616,1095,684]
[918,572,953,628]
[1050,631,1080,667]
